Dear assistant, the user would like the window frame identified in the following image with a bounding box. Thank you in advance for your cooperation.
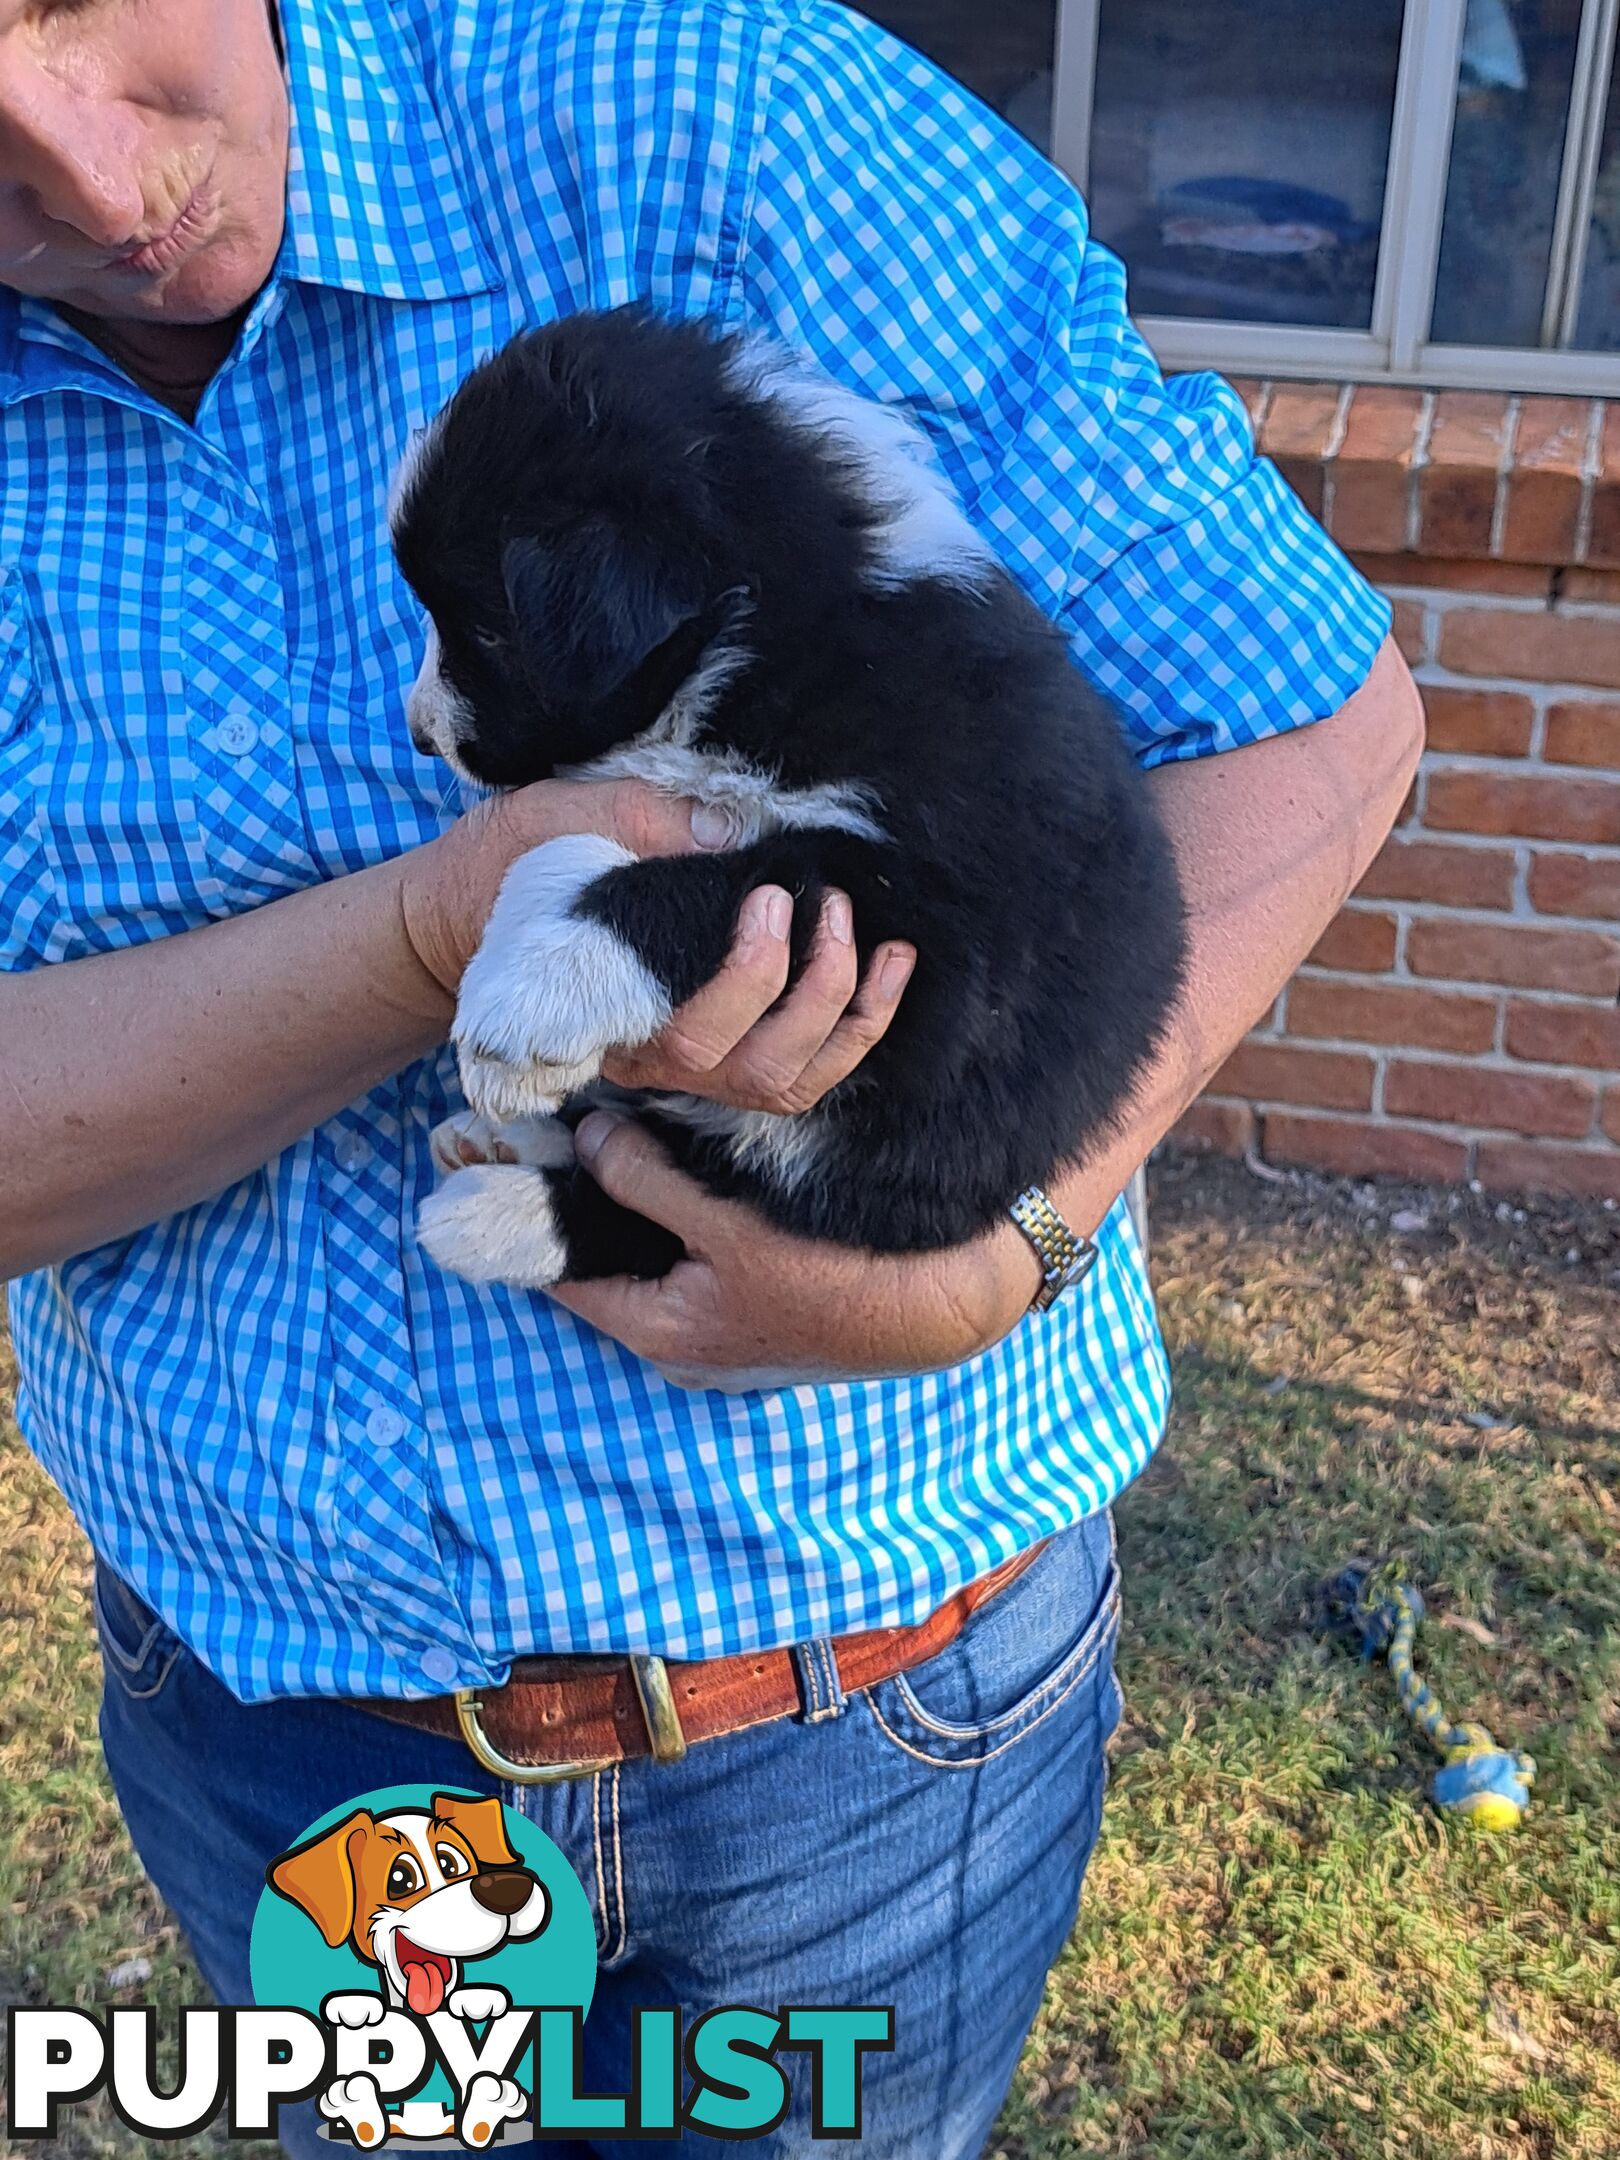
[1049,0,1620,392]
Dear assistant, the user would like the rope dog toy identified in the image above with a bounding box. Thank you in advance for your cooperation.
[1320,1562,1535,1831]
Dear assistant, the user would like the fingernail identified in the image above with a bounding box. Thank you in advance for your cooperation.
[742,887,779,939]
[825,891,853,945]
[879,947,914,999]
[758,888,792,940]
[574,1110,624,1164]
[691,803,732,851]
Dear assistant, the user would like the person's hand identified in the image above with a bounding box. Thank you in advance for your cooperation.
[400,779,916,1115]
[602,887,915,1113]
[547,1112,1044,1391]
[399,778,705,996]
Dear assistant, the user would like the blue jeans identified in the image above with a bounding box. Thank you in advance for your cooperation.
[95,1510,1121,2159]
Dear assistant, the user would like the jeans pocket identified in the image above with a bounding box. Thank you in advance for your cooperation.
[862,1515,1122,1770]
[93,1562,186,1703]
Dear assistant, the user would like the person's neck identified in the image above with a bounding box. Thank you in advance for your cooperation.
[58,309,249,423]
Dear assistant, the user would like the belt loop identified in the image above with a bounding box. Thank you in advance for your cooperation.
[792,1637,848,1724]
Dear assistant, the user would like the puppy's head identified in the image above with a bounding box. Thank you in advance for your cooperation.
[390,307,752,788]
[267,1791,549,2014]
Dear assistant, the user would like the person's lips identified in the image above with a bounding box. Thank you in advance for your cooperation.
[107,182,217,278]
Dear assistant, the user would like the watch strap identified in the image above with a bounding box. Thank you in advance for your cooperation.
[1009,1185,1098,1313]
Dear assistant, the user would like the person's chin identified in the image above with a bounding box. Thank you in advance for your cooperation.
[151,227,282,323]
[76,221,283,328]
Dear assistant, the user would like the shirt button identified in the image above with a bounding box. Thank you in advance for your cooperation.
[334,1133,372,1173]
[214,712,260,757]
[420,1648,459,1689]
[365,1405,408,1448]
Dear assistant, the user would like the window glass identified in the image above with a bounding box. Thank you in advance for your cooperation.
[1086,0,1405,330]
[850,1,1057,151]
[1573,44,1620,348]
[1430,0,1583,348]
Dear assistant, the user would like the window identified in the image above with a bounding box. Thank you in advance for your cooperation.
[856,0,1620,393]
[1087,1,1406,334]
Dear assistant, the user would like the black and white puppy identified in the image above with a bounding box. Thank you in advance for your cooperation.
[391,305,1186,1289]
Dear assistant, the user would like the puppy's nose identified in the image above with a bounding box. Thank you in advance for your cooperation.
[469,1867,538,1915]
[406,698,440,759]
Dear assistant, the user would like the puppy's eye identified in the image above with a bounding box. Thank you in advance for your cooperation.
[471,626,505,653]
[435,1845,469,1880]
[386,1857,422,1899]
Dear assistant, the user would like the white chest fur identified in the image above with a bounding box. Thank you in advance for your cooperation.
[563,631,885,848]
[569,731,885,849]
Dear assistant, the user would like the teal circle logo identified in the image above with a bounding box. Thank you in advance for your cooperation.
[249,1785,596,2148]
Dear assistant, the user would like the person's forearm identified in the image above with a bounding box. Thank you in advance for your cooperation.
[0,781,709,1278]
[1047,636,1424,1253]
[0,850,452,1277]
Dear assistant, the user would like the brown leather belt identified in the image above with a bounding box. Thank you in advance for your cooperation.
[350,1541,1048,1782]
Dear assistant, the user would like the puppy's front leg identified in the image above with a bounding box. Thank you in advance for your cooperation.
[423,835,849,1290]
[452,832,822,1123]
[453,834,677,1123]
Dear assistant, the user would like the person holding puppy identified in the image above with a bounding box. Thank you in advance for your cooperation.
[0,0,1422,2152]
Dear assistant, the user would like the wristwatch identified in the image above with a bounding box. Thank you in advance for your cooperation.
[1009,1185,1098,1313]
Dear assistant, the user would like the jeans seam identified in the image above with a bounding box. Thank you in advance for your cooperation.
[860,1596,1120,1770]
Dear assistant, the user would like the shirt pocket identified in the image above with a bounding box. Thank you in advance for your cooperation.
[25,528,314,950]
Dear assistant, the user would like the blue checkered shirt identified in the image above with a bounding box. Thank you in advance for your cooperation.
[0,0,1389,1702]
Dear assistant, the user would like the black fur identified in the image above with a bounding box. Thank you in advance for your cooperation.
[393,305,1187,1279]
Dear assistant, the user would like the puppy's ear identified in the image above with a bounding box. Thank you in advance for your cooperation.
[431,1791,518,1870]
[266,1810,374,1949]
[502,523,704,718]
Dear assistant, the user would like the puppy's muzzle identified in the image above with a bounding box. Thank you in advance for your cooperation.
[470,1865,540,1915]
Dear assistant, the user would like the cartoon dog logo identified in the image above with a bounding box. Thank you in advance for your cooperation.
[268,1791,549,2147]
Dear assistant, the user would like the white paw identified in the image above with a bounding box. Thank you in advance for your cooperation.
[318,2072,389,2148]
[453,834,670,1120]
[429,1110,576,1177]
[321,1992,388,2030]
[417,1164,569,1288]
[457,1046,604,1123]
[446,1983,510,2024]
[456,2073,528,2149]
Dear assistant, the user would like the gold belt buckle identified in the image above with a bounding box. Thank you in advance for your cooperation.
[454,1653,689,1784]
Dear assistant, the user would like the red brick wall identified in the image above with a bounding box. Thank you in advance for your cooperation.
[1179,384,1620,1201]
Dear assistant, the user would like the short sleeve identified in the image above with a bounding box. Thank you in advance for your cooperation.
[739,4,1392,766]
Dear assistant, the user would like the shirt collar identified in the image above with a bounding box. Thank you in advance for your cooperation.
[276,0,504,302]
[0,0,503,395]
